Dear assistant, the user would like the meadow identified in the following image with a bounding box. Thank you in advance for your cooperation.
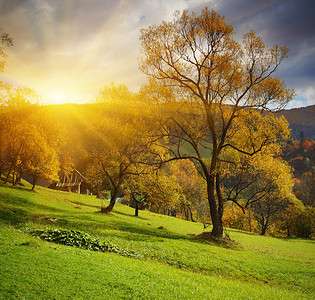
[0,182,314,299]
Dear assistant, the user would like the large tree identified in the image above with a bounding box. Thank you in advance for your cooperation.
[139,8,294,237]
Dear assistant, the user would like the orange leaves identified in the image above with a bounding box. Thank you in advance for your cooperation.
[139,7,240,100]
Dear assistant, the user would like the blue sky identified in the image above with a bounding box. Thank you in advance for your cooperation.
[0,0,314,107]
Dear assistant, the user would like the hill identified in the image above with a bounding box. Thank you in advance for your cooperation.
[275,105,315,140]
[48,103,315,142]
[0,182,314,299]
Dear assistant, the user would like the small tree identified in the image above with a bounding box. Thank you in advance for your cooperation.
[0,27,13,74]
[87,95,165,213]
[244,157,296,235]
[287,205,314,238]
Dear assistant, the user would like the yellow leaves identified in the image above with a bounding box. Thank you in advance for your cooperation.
[93,82,135,104]
[249,77,295,110]
[139,7,240,97]
[138,78,177,104]
[87,97,170,200]
[0,102,60,186]
[0,84,39,107]
[250,154,296,203]
[224,108,291,159]
[0,28,13,74]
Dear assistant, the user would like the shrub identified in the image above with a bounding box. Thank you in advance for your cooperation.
[30,228,141,258]
[291,207,314,238]
[222,205,258,233]
[276,205,315,238]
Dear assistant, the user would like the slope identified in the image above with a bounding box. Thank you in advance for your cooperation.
[0,182,314,299]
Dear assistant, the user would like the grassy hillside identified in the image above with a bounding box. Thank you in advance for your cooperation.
[0,182,314,299]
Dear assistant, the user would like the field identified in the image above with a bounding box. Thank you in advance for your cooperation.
[0,182,314,299]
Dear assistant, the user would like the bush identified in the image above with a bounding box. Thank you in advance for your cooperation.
[30,228,141,258]
[291,207,314,238]
[276,205,315,238]
[222,205,258,233]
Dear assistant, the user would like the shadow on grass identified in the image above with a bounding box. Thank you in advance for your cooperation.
[114,210,149,221]
[0,184,236,249]
[56,213,237,249]
[0,190,82,227]
[69,200,100,210]
[0,208,29,225]
[0,183,34,193]
[277,236,314,243]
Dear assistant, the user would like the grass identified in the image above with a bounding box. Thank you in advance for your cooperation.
[0,181,314,299]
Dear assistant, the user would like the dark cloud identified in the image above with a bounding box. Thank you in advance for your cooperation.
[212,0,315,106]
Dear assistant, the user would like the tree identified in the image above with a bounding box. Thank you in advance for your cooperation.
[279,204,315,238]
[127,182,148,217]
[0,28,13,74]
[25,131,59,190]
[93,83,135,104]
[294,171,315,207]
[124,165,180,217]
[139,8,294,237]
[247,157,296,235]
[87,98,164,213]
[0,85,60,188]
[142,164,182,216]
[172,159,207,222]
[221,109,291,201]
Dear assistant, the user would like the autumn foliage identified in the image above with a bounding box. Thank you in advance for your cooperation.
[0,12,312,238]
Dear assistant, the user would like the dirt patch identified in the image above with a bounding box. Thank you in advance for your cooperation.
[37,217,58,222]
[194,232,241,249]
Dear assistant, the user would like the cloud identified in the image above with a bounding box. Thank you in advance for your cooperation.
[0,0,314,107]
[211,0,315,108]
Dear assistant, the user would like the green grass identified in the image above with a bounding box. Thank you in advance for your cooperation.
[0,182,314,299]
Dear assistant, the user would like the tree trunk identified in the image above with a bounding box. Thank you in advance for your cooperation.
[188,206,196,222]
[4,167,11,184]
[216,173,224,232]
[12,171,16,185]
[184,207,189,221]
[286,221,290,237]
[31,175,37,190]
[207,175,223,238]
[102,190,117,213]
[135,200,139,217]
[248,208,252,233]
[260,215,270,235]
[15,175,22,186]
[261,224,267,235]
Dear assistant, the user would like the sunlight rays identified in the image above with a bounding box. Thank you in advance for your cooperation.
[1,0,144,105]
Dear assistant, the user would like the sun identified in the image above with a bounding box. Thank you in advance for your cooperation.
[50,93,66,104]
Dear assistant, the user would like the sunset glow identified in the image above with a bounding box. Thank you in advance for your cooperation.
[50,94,65,105]
[0,0,314,106]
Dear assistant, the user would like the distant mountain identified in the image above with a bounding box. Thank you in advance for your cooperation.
[275,105,315,140]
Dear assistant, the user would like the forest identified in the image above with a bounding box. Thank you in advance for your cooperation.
[0,8,314,239]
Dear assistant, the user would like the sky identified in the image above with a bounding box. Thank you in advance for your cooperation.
[0,0,314,107]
